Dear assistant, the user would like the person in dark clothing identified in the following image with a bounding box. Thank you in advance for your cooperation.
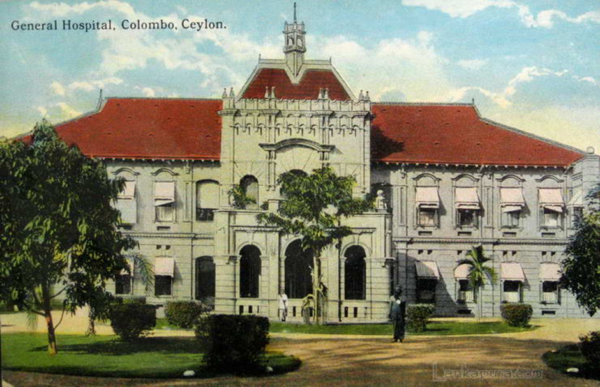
[389,286,406,343]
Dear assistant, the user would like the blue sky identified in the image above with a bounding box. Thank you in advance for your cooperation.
[0,0,598,151]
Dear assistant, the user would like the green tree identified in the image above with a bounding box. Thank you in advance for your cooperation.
[458,245,497,322]
[257,167,371,324]
[0,121,136,354]
[561,184,600,317]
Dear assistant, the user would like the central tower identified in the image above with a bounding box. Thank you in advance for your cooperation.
[283,3,306,76]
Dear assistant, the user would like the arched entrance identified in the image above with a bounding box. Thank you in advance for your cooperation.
[240,245,261,298]
[285,240,314,299]
[195,256,215,306]
[344,246,366,300]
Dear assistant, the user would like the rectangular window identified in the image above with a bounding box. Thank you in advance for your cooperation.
[418,208,438,227]
[542,281,559,304]
[543,208,560,228]
[502,210,521,228]
[417,279,437,304]
[156,203,175,222]
[457,209,478,228]
[503,281,522,303]
[154,181,176,223]
[196,208,215,221]
[457,280,474,303]
[155,275,172,296]
[115,275,132,295]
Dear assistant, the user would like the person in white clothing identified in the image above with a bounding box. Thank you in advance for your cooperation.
[278,290,288,322]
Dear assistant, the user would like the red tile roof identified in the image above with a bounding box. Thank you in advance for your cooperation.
[24,98,581,167]
[34,98,222,160]
[242,68,351,100]
[371,104,583,166]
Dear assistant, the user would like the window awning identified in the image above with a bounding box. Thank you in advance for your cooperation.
[120,260,135,275]
[155,182,175,206]
[540,263,561,281]
[500,188,525,212]
[416,187,440,208]
[454,264,472,279]
[415,261,440,279]
[455,187,480,209]
[501,262,525,281]
[155,258,175,277]
[118,181,136,200]
[539,188,564,212]
[568,189,583,207]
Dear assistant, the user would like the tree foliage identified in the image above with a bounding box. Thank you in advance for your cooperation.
[0,121,136,354]
[458,245,497,322]
[561,185,600,316]
[257,167,371,324]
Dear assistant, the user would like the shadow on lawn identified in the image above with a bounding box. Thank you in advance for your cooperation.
[32,337,205,356]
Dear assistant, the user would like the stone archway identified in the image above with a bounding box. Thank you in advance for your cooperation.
[285,240,314,299]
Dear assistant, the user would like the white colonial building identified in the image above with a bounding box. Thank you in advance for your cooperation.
[44,15,599,321]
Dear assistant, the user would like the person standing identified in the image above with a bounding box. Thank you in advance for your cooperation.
[278,290,288,322]
[389,286,406,343]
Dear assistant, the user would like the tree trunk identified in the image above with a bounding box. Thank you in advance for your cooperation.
[478,287,483,323]
[313,254,320,325]
[42,285,58,355]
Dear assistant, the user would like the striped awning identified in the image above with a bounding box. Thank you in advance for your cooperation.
[501,262,525,281]
[415,261,440,279]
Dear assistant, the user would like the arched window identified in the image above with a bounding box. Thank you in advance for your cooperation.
[240,175,259,209]
[196,180,219,221]
[345,246,366,300]
[240,245,261,298]
[285,240,314,299]
[195,256,215,306]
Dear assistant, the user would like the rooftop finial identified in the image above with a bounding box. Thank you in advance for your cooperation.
[294,2,297,23]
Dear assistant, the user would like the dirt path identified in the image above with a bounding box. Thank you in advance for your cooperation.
[2,315,599,387]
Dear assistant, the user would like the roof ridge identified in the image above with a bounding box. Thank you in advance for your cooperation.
[373,101,475,106]
[106,97,222,101]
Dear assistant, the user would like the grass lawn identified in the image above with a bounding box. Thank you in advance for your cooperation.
[1,333,300,379]
[269,320,536,336]
[542,344,599,380]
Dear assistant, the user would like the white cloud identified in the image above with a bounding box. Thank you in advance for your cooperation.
[401,0,600,28]
[443,66,568,108]
[26,1,280,96]
[135,86,156,97]
[573,75,598,86]
[68,77,123,92]
[50,81,65,96]
[56,103,81,118]
[312,31,451,101]
[36,106,48,117]
[457,59,488,70]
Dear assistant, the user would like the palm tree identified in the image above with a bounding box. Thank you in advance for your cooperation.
[458,245,497,322]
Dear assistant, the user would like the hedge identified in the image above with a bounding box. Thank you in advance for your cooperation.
[580,331,600,365]
[407,304,435,332]
[165,301,210,329]
[109,303,157,341]
[195,314,270,371]
[500,303,533,327]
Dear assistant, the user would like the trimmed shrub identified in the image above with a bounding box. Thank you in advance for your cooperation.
[407,304,435,332]
[500,303,533,327]
[580,331,600,365]
[113,296,147,305]
[109,303,156,341]
[195,314,269,371]
[165,301,210,329]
